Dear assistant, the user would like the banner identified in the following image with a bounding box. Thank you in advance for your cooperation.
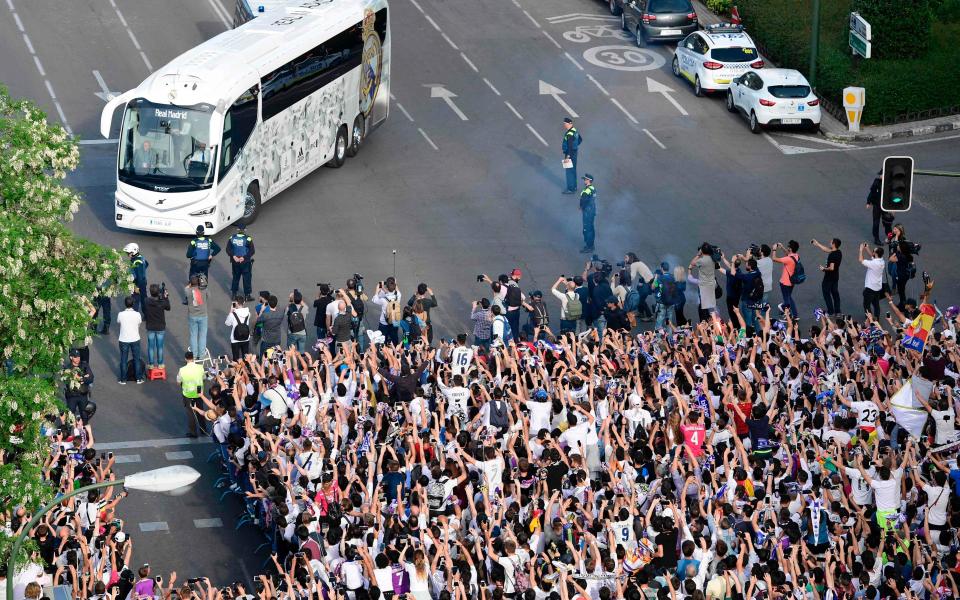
[890,376,934,438]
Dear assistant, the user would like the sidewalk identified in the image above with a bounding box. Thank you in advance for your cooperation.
[691,0,960,142]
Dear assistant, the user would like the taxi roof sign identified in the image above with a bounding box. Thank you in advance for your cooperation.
[705,23,744,33]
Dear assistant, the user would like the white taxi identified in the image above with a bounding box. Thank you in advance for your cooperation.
[726,68,821,133]
[671,24,763,96]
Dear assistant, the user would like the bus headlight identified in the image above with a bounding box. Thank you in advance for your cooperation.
[189,206,217,216]
[116,198,134,211]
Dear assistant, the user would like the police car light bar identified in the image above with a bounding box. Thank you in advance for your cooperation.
[706,23,744,33]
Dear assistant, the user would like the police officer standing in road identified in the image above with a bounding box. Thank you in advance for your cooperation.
[186,225,221,280]
[561,117,582,195]
[123,243,149,314]
[62,349,94,420]
[227,223,255,302]
[866,170,893,245]
[579,174,597,254]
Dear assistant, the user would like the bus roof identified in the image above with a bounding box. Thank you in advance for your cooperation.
[134,0,379,108]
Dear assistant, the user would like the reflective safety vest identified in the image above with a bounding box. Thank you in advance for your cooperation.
[193,237,212,261]
[230,234,249,257]
[178,362,205,399]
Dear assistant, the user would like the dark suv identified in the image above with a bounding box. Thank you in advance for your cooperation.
[619,0,698,47]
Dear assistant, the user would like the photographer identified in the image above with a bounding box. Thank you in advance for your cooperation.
[407,283,437,343]
[889,236,917,309]
[225,295,251,360]
[811,238,842,317]
[858,242,885,317]
[372,277,402,346]
[470,299,492,350]
[313,283,335,341]
[551,276,582,334]
[771,240,801,319]
[144,283,170,370]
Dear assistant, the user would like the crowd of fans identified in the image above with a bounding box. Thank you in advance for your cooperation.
[9,239,960,600]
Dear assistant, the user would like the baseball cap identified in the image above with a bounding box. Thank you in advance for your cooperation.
[196,225,205,235]
[511,268,522,278]
[68,349,81,358]
[236,221,246,230]
[583,173,593,181]
[531,290,543,298]
[113,532,127,543]
[563,117,573,124]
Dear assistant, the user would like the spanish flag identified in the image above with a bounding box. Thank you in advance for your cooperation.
[902,303,936,353]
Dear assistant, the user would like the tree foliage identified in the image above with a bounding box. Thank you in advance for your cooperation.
[0,86,128,569]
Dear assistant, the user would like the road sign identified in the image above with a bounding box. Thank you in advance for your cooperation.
[849,12,872,58]
[842,86,865,132]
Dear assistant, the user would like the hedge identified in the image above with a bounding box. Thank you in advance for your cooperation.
[736,0,960,125]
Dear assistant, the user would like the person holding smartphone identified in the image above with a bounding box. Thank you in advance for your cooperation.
[176,350,206,438]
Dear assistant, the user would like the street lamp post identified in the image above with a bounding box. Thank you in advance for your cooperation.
[809,0,821,87]
[5,466,200,600]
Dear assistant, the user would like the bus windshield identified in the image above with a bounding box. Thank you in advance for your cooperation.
[118,98,218,191]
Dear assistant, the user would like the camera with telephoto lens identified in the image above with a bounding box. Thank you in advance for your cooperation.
[705,244,722,263]
[353,273,364,293]
[591,255,613,276]
[749,244,761,259]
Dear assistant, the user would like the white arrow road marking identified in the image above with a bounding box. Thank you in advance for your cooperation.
[539,80,579,118]
[646,77,688,116]
[92,70,120,102]
[427,85,468,120]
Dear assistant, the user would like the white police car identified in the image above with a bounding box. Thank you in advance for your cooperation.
[671,24,763,97]
[726,68,821,133]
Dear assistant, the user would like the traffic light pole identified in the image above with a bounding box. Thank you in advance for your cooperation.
[914,169,960,178]
[809,0,821,87]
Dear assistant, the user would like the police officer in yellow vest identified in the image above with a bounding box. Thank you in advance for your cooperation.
[176,350,205,438]
[579,174,597,254]
[561,117,582,194]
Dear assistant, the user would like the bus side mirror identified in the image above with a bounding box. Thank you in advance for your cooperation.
[100,90,136,139]
[208,115,225,149]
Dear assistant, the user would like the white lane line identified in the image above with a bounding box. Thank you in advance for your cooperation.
[12,11,22,30]
[773,132,853,148]
[193,518,224,528]
[204,0,231,29]
[22,33,34,54]
[526,123,549,147]
[107,0,153,70]
[417,128,439,151]
[113,454,142,464]
[32,56,45,76]
[423,14,441,32]
[44,79,57,100]
[441,32,459,50]
[96,437,213,450]
[139,522,169,532]
[165,450,194,460]
[408,0,424,13]
[610,98,638,124]
[79,138,119,145]
[643,128,666,149]
[762,132,786,154]
[542,30,562,49]
[510,0,520,7]
[564,52,584,71]
[522,9,541,28]
[586,74,609,96]
[460,52,479,73]
[483,78,501,96]
[5,0,14,12]
[504,101,523,120]
[394,102,414,122]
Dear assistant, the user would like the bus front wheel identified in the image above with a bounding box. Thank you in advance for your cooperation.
[241,182,261,226]
[346,116,364,157]
[328,126,347,168]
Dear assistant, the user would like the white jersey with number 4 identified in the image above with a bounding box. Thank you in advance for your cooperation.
[451,346,474,376]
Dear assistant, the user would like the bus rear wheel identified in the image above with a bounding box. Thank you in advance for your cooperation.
[241,182,261,226]
[346,116,364,157]
[328,126,347,168]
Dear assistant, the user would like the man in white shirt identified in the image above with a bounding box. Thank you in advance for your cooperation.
[225,295,252,360]
[449,334,474,376]
[859,243,885,317]
[371,277,401,346]
[439,373,470,420]
[117,295,144,384]
[552,276,583,334]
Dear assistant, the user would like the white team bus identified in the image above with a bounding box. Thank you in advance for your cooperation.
[100,0,390,234]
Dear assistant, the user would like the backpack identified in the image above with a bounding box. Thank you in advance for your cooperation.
[391,564,410,595]
[532,303,549,327]
[405,316,422,344]
[347,291,365,319]
[232,311,251,341]
[748,274,764,302]
[789,256,807,285]
[489,399,509,430]
[656,274,678,306]
[427,476,449,512]
[624,288,641,313]
[495,315,513,344]
[565,293,583,321]
[506,284,522,308]
[288,305,306,333]
[386,298,402,324]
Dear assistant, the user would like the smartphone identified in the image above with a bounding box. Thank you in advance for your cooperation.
[476,275,484,282]
[155,576,162,583]
[885,312,891,319]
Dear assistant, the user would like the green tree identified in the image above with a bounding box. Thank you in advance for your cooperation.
[0,86,128,570]
[853,0,932,59]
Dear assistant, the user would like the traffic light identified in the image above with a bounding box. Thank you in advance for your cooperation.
[881,156,914,212]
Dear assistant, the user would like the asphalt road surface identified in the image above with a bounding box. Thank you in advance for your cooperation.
[3,0,959,585]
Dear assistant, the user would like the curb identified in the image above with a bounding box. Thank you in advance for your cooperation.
[822,119,960,143]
